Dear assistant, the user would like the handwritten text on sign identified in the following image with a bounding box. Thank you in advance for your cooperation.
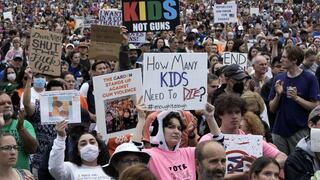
[143,53,207,111]
[99,9,122,26]
[29,29,62,76]
[223,52,248,69]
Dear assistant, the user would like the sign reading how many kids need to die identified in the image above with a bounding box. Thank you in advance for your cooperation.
[122,0,180,32]
[143,53,207,111]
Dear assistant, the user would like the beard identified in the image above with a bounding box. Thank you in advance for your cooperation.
[3,110,13,120]
[199,168,225,180]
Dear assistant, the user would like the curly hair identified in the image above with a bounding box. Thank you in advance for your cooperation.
[242,111,265,136]
[214,94,247,119]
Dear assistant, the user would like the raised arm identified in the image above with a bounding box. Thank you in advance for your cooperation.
[16,110,38,154]
[131,97,146,143]
[48,120,71,180]
[22,67,35,117]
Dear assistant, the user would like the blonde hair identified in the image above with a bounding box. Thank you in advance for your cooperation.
[241,91,265,114]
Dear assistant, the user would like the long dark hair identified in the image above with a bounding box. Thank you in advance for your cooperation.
[70,131,109,166]
[249,156,280,178]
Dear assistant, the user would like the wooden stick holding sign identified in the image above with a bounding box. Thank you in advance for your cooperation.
[29,29,63,76]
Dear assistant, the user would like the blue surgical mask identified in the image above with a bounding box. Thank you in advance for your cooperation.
[33,78,46,89]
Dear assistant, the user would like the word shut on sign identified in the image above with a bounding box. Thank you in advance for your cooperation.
[29,29,63,76]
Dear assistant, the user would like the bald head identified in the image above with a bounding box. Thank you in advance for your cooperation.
[196,141,226,180]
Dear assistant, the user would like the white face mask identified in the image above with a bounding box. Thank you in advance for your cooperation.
[283,33,289,38]
[7,73,16,82]
[80,144,99,162]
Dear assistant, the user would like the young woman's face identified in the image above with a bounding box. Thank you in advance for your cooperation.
[0,136,18,167]
[64,74,76,90]
[252,163,280,180]
[164,118,182,149]
[157,39,164,49]
[77,134,99,152]
[227,40,234,50]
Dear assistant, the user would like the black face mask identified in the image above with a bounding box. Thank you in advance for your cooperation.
[233,81,244,94]
[130,56,138,64]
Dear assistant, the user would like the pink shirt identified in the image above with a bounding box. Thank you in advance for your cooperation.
[200,129,279,158]
[143,147,196,180]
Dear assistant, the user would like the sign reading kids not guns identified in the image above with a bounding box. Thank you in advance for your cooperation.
[29,29,63,76]
[143,53,207,111]
[121,0,180,32]
[93,69,142,139]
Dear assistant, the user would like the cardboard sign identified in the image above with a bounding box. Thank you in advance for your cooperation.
[3,11,13,21]
[224,134,263,174]
[129,32,146,43]
[88,25,122,60]
[40,90,81,124]
[90,25,122,43]
[99,9,122,26]
[29,29,63,76]
[222,52,248,69]
[213,2,237,23]
[143,53,207,111]
[93,69,142,139]
[122,0,180,32]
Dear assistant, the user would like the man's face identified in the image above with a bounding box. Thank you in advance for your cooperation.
[280,50,295,69]
[253,56,268,75]
[94,63,108,76]
[197,143,226,180]
[272,62,284,75]
[78,47,88,55]
[0,94,13,119]
[129,50,138,58]
[220,107,242,132]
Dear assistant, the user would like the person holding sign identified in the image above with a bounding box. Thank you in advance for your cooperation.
[48,120,111,180]
[132,98,223,180]
[201,94,287,179]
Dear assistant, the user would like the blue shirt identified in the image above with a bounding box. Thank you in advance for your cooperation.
[269,71,320,137]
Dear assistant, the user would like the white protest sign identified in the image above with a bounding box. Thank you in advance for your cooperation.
[129,32,146,43]
[143,53,207,111]
[250,8,260,16]
[213,2,237,23]
[99,9,122,26]
[40,90,81,124]
[222,52,248,69]
[311,128,320,152]
[274,0,284,3]
[224,134,263,174]
[93,69,142,139]
[3,11,13,21]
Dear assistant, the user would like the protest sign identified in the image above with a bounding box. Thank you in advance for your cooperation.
[29,29,63,76]
[213,2,237,23]
[143,53,207,111]
[274,0,284,3]
[129,32,146,44]
[122,0,180,32]
[99,9,122,26]
[88,25,122,61]
[93,69,142,139]
[3,11,13,21]
[222,52,248,69]
[224,134,263,174]
[40,90,81,124]
[250,8,260,16]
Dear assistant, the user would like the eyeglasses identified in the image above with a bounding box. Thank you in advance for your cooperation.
[0,145,19,152]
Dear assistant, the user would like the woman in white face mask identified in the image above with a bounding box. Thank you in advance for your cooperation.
[48,120,112,180]
[0,66,19,95]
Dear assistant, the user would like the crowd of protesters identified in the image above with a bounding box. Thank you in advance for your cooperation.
[1,0,320,179]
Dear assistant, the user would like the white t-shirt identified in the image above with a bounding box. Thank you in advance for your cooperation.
[20,87,44,109]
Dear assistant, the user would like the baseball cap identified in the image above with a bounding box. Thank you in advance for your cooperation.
[13,54,23,61]
[223,64,250,81]
[309,105,320,121]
